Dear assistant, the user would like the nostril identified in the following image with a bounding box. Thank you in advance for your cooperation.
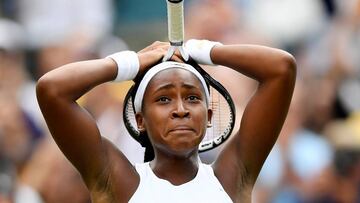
[184,111,190,117]
[172,109,190,118]
[172,111,179,118]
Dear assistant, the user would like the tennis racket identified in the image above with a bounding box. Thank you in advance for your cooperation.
[162,0,189,61]
[123,0,236,152]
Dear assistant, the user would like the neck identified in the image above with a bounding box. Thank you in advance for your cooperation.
[150,151,200,185]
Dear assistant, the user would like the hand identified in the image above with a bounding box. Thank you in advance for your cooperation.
[137,41,183,77]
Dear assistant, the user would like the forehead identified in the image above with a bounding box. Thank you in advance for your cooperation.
[146,68,203,92]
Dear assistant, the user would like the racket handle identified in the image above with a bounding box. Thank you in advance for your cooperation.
[167,0,184,46]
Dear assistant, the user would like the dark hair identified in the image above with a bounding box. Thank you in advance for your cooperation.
[138,132,155,162]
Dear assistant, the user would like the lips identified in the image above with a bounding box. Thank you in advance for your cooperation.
[169,126,195,133]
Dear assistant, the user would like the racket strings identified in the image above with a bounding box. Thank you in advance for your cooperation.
[124,97,138,137]
[202,87,233,143]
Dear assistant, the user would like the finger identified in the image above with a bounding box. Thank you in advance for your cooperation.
[139,42,170,54]
[170,55,184,63]
[173,49,182,59]
[150,41,169,50]
[153,41,169,46]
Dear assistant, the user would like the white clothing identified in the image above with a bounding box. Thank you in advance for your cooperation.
[15,184,44,203]
[129,162,233,203]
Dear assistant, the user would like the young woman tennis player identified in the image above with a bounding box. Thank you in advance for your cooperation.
[37,40,296,202]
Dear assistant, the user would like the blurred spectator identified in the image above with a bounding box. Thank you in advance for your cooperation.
[0,96,36,203]
[303,0,360,117]
[0,154,16,203]
[186,0,267,44]
[322,0,337,18]
[0,97,34,168]
[34,33,98,78]
[323,113,360,202]
[255,81,334,203]
[0,18,31,203]
[245,0,327,49]
[16,0,113,49]
[0,18,43,131]
[1,0,360,202]
[16,138,90,203]
[0,18,25,52]
[334,0,360,115]
[0,0,17,19]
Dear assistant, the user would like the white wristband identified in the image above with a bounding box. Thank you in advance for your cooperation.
[185,39,222,65]
[106,51,140,82]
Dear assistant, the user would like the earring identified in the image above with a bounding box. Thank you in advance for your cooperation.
[207,122,212,128]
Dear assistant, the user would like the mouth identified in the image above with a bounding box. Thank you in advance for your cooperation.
[169,126,195,133]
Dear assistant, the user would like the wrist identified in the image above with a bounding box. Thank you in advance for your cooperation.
[185,39,223,65]
[106,51,140,82]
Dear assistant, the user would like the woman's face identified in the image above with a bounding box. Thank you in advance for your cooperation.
[136,68,212,156]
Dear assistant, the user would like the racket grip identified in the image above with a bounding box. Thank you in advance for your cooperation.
[167,0,184,46]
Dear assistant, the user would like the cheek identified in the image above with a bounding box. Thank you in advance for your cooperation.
[191,107,209,128]
[143,106,170,131]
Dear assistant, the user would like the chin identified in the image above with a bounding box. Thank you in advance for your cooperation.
[166,143,200,158]
[157,132,204,157]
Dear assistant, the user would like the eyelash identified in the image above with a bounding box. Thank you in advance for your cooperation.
[155,95,201,104]
[187,95,200,102]
[157,96,171,103]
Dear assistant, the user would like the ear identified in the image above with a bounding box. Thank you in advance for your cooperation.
[135,113,146,132]
[207,109,213,128]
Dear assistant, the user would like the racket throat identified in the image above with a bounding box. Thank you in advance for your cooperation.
[163,45,189,62]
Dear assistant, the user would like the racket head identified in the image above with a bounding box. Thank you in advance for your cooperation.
[122,59,236,152]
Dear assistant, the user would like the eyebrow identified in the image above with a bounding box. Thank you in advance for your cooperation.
[153,83,202,94]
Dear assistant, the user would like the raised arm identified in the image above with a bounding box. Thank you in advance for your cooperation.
[36,58,124,187]
[211,45,296,197]
[36,41,172,196]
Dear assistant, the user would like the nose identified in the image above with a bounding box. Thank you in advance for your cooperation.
[172,100,190,118]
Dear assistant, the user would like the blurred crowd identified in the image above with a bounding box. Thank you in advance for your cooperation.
[0,0,359,202]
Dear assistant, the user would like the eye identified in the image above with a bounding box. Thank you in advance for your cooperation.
[156,96,171,103]
[187,95,200,102]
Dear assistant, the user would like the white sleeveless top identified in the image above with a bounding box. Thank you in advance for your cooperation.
[129,162,233,203]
